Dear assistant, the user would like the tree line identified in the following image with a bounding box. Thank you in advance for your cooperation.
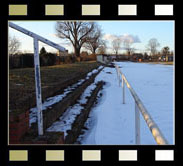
[9,21,173,67]
[9,47,79,69]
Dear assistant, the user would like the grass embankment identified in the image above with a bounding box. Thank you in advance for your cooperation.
[9,61,99,111]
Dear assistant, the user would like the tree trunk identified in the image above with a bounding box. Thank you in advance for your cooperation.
[74,46,81,62]
[74,46,80,57]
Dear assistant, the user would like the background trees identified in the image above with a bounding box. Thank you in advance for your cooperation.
[8,35,21,55]
[112,37,121,55]
[162,46,170,56]
[97,41,107,54]
[83,24,104,54]
[40,47,57,66]
[161,46,170,61]
[56,21,98,60]
[146,38,160,56]
[122,39,134,56]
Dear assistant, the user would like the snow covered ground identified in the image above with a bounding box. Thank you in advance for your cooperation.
[77,62,174,145]
[46,83,98,137]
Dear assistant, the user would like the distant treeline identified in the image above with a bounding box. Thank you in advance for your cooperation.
[9,53,77,69]
[9,52,97,69]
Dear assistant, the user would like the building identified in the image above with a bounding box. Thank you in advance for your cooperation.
[96,54,110,64]
[57,50,69,57]
[161,54,174,62]
[130,53,143,62]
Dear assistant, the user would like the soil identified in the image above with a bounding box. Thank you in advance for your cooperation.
[9,61,100,113]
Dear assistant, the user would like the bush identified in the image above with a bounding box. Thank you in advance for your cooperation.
[9,54,34,69]
[40,53,57,66]
[80,52,96,61]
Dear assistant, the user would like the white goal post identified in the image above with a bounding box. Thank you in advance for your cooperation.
[9,22,66,136]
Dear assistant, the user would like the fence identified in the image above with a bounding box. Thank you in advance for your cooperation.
[9,22,66,136]
[115,64,168,145]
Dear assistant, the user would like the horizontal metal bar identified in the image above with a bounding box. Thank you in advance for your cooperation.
[115,64,168,145]
[9,22,66,52]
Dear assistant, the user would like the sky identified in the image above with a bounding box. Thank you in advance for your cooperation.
[9,21,174,54]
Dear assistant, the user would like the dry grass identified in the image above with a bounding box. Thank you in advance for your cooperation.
[9,61,99,111]
[147,61,174,65]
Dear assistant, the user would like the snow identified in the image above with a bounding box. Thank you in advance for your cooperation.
[29,62,174,145]
[46,66,104,137]
[29,66,103,127]
[78,62,174,145]
[46,80,97,137]
[46,104,84,136]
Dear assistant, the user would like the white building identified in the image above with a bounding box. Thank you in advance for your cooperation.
[57,50,68,57]
[96,54,110,64]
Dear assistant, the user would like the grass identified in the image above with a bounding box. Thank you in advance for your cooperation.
[9,61,99,111]
[146,61,174,65]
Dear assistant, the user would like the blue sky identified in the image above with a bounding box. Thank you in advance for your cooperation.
[9,21,174,54]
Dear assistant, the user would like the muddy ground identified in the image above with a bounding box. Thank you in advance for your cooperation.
[9,61,100,113]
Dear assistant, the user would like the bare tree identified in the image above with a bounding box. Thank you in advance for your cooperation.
[97,40,107,54]
[146,38,160,56]
[83,25,104,54]
[162,46,170,61]
[8,35,21,55]
[112,37,121,55]
[162,46,170,56]
[123,39,134,55]
[55,21,96,60]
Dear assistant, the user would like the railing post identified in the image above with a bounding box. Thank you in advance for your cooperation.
[119,74,121,87]
[117,67,119,79]
[135,102,140,145]
[115,64,168,145]
[33,37,44,136]
[122,75,125,104]
[115,66,121,86]
[115,66,118,80]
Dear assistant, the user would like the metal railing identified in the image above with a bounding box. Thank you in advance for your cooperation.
[9,22,66,136]
[115,64,168,145]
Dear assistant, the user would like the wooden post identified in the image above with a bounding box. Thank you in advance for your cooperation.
[33,37,43,135]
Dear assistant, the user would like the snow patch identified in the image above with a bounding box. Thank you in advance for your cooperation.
[29,66,103,127]
[47,80,100,137]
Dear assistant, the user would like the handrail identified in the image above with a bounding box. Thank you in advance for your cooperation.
[115,64,168,145]
[9,22,66,136]
[9,22,66,52]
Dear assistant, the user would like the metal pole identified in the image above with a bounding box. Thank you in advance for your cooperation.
[119,74,121,87]
[33,37,43,135]
[122,75,125,104]
[117,67,121,87]
[115,66,118,80]
[115,66,120,86]
[117,67,119,79]
[135,102,140,144]
[115,64,168,145]
[9,22,66,52]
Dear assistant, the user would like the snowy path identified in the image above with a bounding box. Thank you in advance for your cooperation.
[78,66,136,144]
[78,62,174,145]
